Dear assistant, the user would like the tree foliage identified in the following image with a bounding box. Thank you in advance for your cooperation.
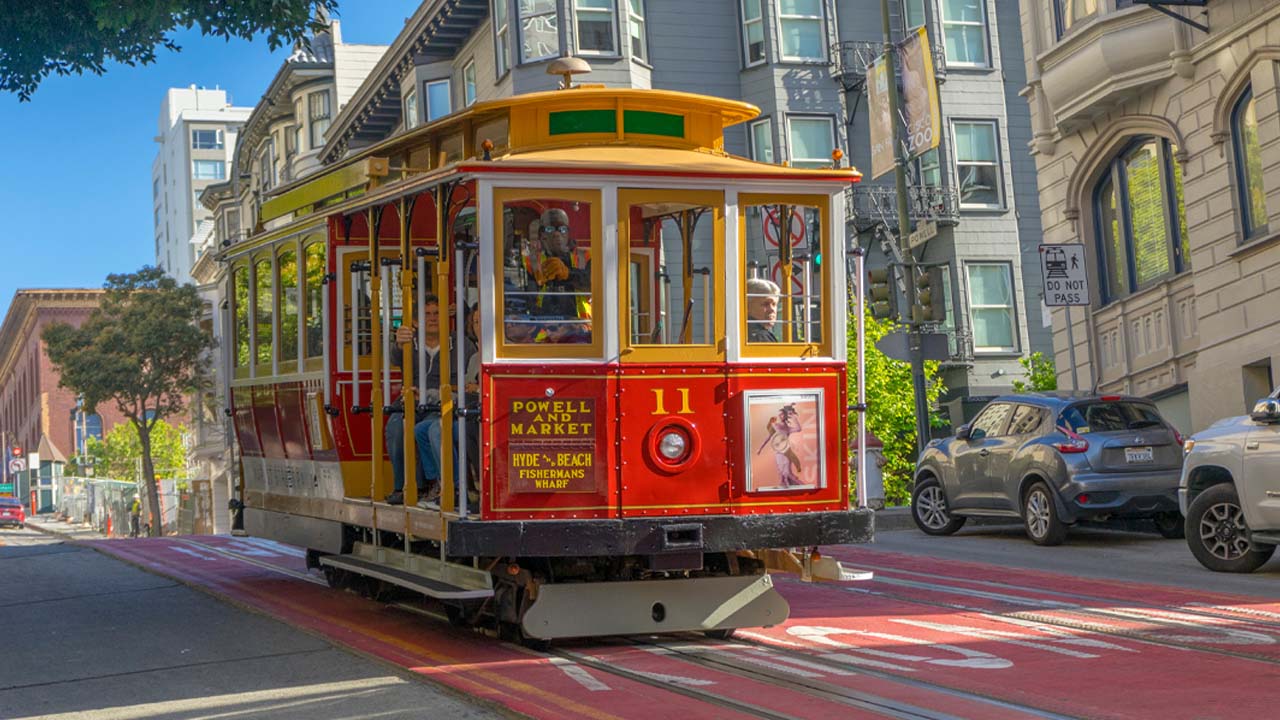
[44,267,213,535]
[1012,351,1058,393]
[848,309,947,505]
[85,420,187,481]
[0,1,339,101]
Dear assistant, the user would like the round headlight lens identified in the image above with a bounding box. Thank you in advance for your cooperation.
[658,430,688,460]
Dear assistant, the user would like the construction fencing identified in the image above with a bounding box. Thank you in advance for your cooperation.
[54,475,214,537]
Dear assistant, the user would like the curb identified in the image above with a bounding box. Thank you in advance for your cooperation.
[25,518,106,541]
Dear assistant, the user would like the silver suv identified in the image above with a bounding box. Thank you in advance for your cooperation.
[912,393,1185,545]
[1179,390,1280,573]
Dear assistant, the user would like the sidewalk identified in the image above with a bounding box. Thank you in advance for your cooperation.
[25,514,107,540]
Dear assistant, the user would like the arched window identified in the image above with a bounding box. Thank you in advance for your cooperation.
[1093,137,1189,304]
[1232,86,1268,239]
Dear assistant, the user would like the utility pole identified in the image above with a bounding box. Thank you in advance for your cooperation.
[879,0,933,456]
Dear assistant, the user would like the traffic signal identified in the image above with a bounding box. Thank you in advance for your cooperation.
[9,446,20,458]
[866,266,898,320]
[913,266,947,324]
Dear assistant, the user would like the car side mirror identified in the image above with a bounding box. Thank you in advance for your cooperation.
[1250,398,1280,424]
[956,424,972,441]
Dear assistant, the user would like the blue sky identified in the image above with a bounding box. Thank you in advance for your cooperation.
[0,2,421,321]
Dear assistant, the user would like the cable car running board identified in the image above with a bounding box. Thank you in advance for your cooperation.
[319,543,493,601]
[521,574,789,640]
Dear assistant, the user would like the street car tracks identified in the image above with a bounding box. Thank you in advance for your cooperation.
[832,561,1280,667]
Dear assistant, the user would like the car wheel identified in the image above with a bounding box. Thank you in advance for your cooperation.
[1186,484,1276,573]
[911,477,966,536]
[1023,482,1067,546]
[1153,511,1185,539]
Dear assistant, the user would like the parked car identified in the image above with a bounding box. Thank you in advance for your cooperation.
[0,496,25,529]
[1179,391,1280,573]
[912,393,1185,545]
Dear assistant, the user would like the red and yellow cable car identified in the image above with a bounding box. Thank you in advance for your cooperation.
[225,79,871,642]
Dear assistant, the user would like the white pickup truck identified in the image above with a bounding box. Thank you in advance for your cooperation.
[1179,392,1280,573]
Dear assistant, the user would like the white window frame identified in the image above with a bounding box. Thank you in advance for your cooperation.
[573,0,619,56]
[965,261,1019,354]
[191,129,224,150]
[424,79,451,123]
[463,60,477,106]
[951,119,1004,210]
[518,0,560,64]
[777,0,827,62]
[258,142,275,191]
[293,99,304,155]
[902,0,927,30]
[308,90,331,149]
[750,117,775,163]
[941,0,991,68]
[192,159,225,180]
[785,115,836,169]
[404,87,420,130]
[493,0,511,77]
[741,0,766,67]
[627,0,648,64]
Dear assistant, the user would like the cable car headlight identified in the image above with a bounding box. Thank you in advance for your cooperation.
[647,419,700,472]
[658,431,688,460]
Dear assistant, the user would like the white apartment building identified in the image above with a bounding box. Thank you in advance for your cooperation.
[152,87,251,284]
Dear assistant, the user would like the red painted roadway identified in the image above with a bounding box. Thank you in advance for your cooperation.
[84,536,1280,720]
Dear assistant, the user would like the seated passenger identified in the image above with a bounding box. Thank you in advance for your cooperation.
[746,278,781,343]
[385,296,442,506]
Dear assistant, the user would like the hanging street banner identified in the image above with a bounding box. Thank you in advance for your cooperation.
[867,53,894,179]
[899,26,941,161]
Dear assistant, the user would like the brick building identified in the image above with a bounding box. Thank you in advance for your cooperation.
[0,290,130,497]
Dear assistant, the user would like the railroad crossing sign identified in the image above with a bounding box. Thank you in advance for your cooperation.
[8,458,25,474]
[1039,244,1089,307]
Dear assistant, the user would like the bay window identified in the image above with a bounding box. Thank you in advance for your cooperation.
[574,0,617,55]
[778,0,825,61]
[966,262,1017,353]
[941,0,989,67]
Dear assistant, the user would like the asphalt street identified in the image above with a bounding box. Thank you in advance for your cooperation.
[0,525,507,720]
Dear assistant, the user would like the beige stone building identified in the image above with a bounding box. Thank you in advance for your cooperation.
[1017,0,1280,432]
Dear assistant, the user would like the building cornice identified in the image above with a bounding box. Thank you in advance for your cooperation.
[0,290,104,384]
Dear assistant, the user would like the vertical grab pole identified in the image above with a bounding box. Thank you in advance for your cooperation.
[322,257,331,409]
[368,207,385,514]
[436,185,455,520]
[803,259,813,343]
[455,241,468,519]
[855,249,868,509]
[382,262,392,407]
[350,261,361,408]
[400,198,418,514]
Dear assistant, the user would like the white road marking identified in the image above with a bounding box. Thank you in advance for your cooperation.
[169,546,219,561]
[890,618,1102,659]
[548,657,611,691]
[787,625,1011,670]
[742,647,855,676]
[235,536,308,558]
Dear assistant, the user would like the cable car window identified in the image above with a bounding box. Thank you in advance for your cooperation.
[233,265,250,369]
[500,196,595,346]
[254,257,274,367]
[742,201,824,346]
[278,248,299,366]
[622,191,722,351]
[303,242,325,359]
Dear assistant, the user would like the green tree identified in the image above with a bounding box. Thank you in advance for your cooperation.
[0,1,338,101]
[848,309,946,505]
[86,420,187,481]
[1011,352,1058,393]
[44,267,214,536]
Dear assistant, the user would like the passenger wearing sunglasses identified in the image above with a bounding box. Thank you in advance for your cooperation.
[521,207,592,341]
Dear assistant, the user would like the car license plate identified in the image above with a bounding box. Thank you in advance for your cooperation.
[1125,447,1154,463]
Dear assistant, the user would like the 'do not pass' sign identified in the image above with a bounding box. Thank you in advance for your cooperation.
[1039,244,1090,307]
